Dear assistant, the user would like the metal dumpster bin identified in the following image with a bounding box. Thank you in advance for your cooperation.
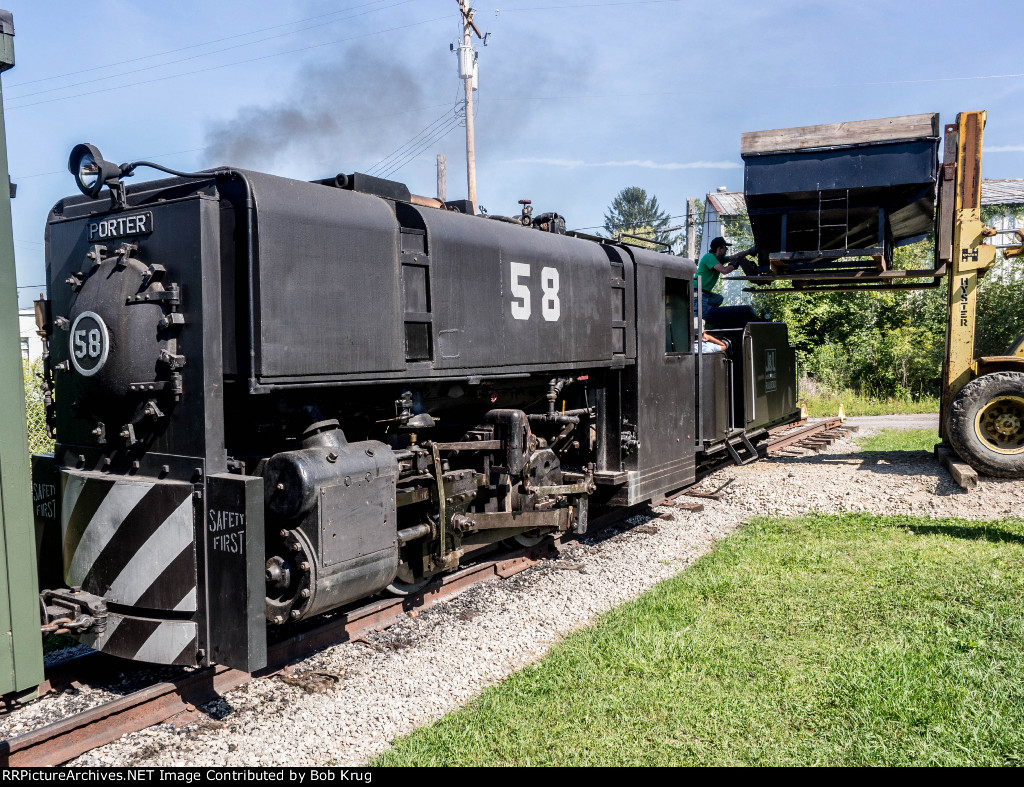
[742,113,941,271]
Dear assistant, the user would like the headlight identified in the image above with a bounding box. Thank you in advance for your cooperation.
[68,143,122,198]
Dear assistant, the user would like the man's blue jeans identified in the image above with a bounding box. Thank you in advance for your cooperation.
[697,291,759,328]
[700,291,724,317]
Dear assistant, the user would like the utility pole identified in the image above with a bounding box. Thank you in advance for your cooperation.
[455,1,485,212]
[686,198,698,259]
[436,154,446,203]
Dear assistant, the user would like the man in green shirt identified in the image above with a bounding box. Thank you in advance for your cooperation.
[695,236,758,325]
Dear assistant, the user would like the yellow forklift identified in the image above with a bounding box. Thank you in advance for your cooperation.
[937,111,1024,479]
[735,110,1024,481]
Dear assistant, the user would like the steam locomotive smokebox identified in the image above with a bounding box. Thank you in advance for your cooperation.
[264,422,398,621]
[741,113,940,264]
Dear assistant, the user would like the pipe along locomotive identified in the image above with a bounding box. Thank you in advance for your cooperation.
[30,146,799,671]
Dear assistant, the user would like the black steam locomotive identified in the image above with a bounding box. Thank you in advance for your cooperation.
[31,147,798,671]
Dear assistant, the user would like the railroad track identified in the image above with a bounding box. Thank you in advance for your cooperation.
[3,501,657,766]
[0,539,563,767]
[3,418,859,767]
[764,417,857,457]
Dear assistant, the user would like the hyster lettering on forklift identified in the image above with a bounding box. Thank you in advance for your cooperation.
[736,110,1024,481]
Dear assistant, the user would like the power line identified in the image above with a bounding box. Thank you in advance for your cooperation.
[12,145,209,180]
[11,102,458,181]
[378,114,464,179]
[10,102,458,181]
[571,212,690,233]
[379,115,464,179]
[6,0,396,90]
[489,0,688,10]
[364,108,452,172]
[7,1,416,103]
[379,124,461,179]
[6,15,451,112]
[366,107,460,176]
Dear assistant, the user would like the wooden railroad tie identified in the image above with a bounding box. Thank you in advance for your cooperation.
[663,489,706,511]
[935,445,978,491]
[683,490,723,501]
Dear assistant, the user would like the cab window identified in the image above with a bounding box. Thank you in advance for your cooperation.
[665,277,690,354]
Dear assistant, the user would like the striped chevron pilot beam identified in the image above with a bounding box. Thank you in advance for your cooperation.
[79,612,199,666]
[61,472,200,665]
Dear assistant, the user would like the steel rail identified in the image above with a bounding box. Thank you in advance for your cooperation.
[0,541,563,767]
[764,417,850,455]
[1,470,755,764]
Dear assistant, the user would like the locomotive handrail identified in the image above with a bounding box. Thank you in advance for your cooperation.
[748,335,757,422]
[695,276,703,449]
[618,232,673,250]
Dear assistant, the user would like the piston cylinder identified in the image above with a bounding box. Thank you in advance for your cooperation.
[263,422,398,621]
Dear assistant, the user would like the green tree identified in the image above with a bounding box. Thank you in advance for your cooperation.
[23,358,53,455]
[603,187,675,247]
[752,238,949,398]
[684,198,705,259]
[718,209,755,305]
[722,210,754,251]
[977,258,1024,357]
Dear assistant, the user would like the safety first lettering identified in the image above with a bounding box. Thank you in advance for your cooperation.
[209,508,245,554]
[33,482,57,519]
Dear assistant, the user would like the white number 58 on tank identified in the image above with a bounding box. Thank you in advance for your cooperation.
[509,261,560,322]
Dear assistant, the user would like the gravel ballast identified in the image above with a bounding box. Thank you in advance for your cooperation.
[7,418,1019,766]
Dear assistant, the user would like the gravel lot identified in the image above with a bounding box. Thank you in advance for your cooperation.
[8,418,1020,766]
[832,413,939,431]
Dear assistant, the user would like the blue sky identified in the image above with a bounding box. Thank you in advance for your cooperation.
[6,0,1024,305]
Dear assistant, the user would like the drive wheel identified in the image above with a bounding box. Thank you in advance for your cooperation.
[948,371,1024,478]
[385,578,430,597]
[511,531,547,547]
[501,530,549,548]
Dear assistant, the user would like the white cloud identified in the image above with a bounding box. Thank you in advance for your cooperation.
[501,157,741,170]
[984,145,1024,153]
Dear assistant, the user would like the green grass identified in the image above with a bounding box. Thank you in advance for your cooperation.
[803,390,940,418]
[376,514,1024,766]
[857,428,938,453]
[43,633,79,654]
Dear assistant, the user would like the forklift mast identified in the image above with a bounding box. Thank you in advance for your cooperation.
[939,111,997,437]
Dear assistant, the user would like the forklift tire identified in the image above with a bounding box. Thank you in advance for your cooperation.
[948,371,1024,478]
